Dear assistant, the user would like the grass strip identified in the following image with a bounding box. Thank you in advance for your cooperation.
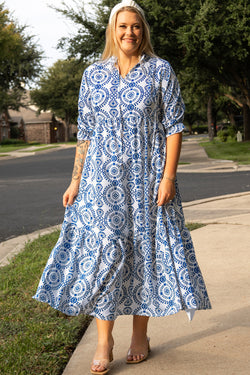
[200,140,250,164]
[0,230,91,375]
[21,146,60,153]
[0,144,31,153]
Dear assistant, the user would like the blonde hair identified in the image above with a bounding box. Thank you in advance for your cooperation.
[102,6,155,60]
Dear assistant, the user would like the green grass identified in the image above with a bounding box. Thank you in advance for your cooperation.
[21,145,59,153]
[186,222,205,231]
[0,144,31,153]
[0,231,91,375]
[200,140,250,164]
[0,142,75,154]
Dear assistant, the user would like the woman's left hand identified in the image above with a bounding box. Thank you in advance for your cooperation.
[157,179,176,206]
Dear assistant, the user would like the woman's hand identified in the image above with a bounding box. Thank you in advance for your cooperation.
[157,179,176,206]
[63,182,80,207]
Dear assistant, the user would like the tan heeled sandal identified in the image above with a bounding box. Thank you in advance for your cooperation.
[126,337,151,364]
[90,349,113,375]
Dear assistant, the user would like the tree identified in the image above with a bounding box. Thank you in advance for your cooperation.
[53,0,186,71]
[177,0,250,140]
[31,59,87,141]
[54,0,250,139]
[0,3,43,112]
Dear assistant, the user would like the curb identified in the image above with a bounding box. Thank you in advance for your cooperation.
[0,225,61,267]
[182,191,250,208]
[0,144,76,161]
[1,191,249,267]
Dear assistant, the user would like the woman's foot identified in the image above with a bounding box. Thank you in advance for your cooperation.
[126,335,150,364]
[90,337,114,374]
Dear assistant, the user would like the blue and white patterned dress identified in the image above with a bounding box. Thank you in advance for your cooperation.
[33,55,211,320]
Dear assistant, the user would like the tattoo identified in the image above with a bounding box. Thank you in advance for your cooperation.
[77,140,88,146]
[72,140,90,181]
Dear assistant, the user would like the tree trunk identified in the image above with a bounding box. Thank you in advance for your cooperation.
[64,112,70,142]
[243,104,250,141]
[228,112,236,127]
[207,96,215,141]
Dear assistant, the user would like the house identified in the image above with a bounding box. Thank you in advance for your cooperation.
[1,90,77,144]
[8,106,66,144]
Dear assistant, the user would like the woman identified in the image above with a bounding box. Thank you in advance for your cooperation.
[33,1,211,374]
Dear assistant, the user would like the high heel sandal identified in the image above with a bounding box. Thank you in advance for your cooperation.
[90,348,113,375]
[126,337,151,364]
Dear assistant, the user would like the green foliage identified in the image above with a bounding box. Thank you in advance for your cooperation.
[0,3,43,112]
[217,126,236,142]
[177,0,250,138]
[31,59,86,139]
[0,231,91,375]
[0,138,25,145]
[52,0,250,139]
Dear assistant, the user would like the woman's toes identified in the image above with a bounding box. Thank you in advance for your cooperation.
[92,364,105,372]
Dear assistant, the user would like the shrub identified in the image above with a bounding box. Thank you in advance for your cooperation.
[0,138,26,145]
[217,126,236,142]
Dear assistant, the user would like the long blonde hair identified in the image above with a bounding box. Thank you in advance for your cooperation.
[102,6,155,60]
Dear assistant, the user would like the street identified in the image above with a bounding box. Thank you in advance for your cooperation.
[0,148,250,242]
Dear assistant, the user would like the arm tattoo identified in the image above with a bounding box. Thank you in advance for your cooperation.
[72,140,90,181]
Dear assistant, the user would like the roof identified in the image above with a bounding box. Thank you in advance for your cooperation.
[8,107,55,124]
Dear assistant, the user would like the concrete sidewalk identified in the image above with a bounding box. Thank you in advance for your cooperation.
[60,191,250,375]
[0,142,75,160]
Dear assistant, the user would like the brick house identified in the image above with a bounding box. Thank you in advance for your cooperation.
[8,106,66,144]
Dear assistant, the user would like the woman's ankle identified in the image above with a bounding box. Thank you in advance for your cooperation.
[97,335,114,348]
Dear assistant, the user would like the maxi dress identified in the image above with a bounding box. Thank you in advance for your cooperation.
[33,54,211,320]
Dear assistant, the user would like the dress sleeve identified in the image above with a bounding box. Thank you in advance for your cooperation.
[77,68,95,141]
[160,64,185,137]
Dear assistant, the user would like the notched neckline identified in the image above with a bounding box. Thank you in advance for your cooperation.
[112,54,145,80]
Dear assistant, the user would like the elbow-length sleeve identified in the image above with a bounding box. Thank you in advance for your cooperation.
[77,68,95,141]
[160,63,185,137]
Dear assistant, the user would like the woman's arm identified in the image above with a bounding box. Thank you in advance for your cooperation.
[157,132,182,206]
[63,140,90,207]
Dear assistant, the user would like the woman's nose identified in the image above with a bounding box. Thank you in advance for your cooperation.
[126,26,133,35]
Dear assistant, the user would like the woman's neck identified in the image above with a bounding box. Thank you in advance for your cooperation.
[116,52,140,78]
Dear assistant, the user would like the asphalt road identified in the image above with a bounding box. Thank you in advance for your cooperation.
[0,148,250,242]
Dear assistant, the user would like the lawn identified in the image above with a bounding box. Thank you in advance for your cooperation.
[0,231,91,375]
[0,144,31,153]
[200,140,250,164]
[0,223,202,374]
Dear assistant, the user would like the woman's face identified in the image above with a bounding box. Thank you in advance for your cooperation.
[115,11,143,56]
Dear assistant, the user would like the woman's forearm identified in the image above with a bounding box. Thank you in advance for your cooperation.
[71,140,90,183]
[162,132,182,181]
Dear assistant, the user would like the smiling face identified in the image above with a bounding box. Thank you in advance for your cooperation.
[115,10,143,57]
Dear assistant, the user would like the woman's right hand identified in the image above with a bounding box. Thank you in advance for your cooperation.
[63,182,80,207]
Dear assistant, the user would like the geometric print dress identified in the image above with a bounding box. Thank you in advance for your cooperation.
[33,54,211,320]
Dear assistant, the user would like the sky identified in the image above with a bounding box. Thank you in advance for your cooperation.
[4,0,86,68]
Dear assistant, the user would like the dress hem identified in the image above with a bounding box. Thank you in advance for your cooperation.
[32,295,211,321]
